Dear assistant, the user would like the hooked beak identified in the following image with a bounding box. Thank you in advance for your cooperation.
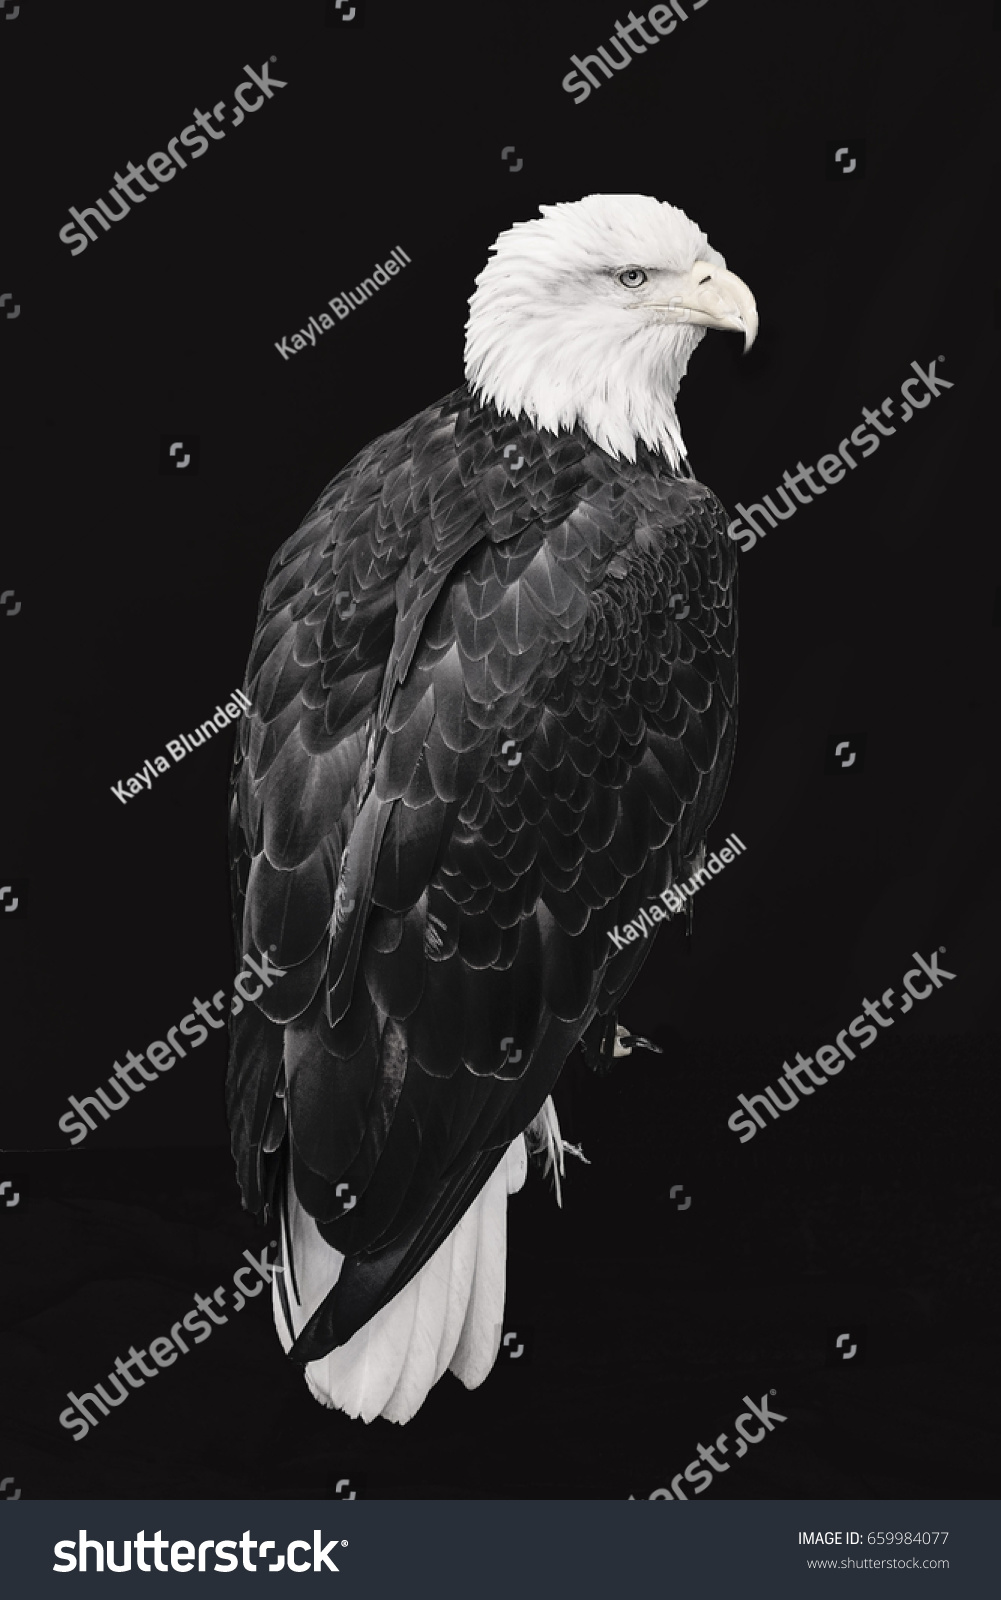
[650,261,758,353]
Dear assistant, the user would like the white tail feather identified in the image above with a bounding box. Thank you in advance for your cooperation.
[380,1246,451,1424]
[431,1201,478,1384]
[448,1144,517,1389]
[275,1095,582,1424]
[274,1137,524,1425]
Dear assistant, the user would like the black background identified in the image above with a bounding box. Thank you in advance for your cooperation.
[0,0,997,1500]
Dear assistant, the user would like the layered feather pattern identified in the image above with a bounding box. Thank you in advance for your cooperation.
[228,381,738,1416]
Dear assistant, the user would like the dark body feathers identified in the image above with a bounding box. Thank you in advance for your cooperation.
[227,384,737,1363]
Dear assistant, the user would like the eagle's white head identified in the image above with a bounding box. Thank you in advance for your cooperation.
[464,193,757,469]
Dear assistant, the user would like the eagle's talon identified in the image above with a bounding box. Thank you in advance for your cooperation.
[614,1024,663,1057]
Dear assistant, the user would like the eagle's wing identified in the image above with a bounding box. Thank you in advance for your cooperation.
[227,390,737,1363]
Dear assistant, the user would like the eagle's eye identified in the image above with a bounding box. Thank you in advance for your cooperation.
[617,268,648,289]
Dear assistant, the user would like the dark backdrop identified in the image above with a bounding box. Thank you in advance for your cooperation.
[0,0,997,1500]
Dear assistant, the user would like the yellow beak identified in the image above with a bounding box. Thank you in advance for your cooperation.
[652,261,758,352]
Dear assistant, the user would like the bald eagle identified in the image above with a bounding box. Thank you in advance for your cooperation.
[227,194,756,1424]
